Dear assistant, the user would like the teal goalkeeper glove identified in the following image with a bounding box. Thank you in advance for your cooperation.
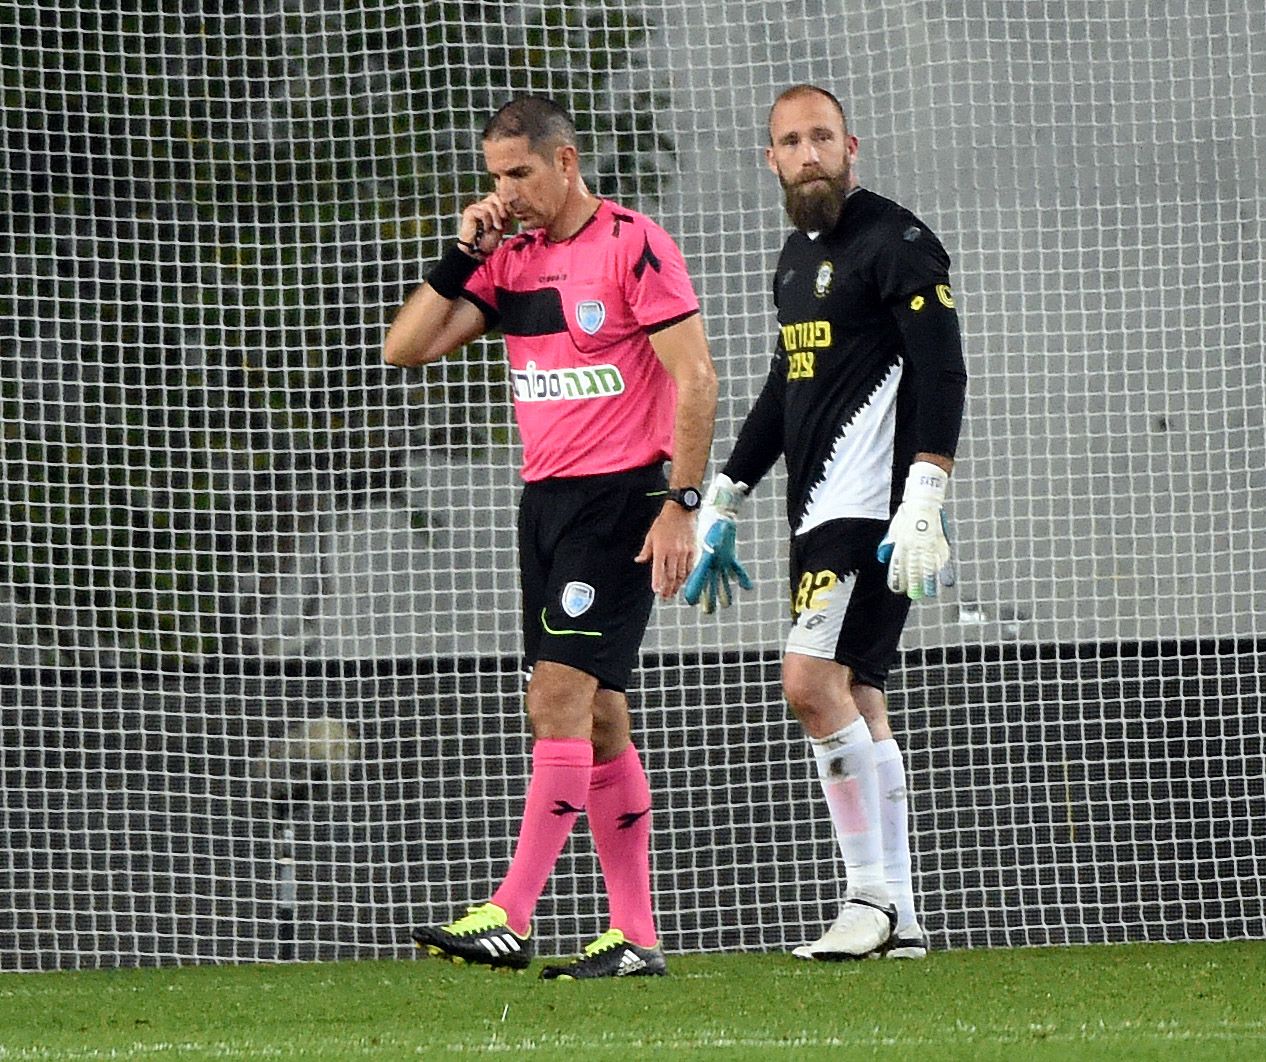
[877,461,957,600]
[684,474,754,613]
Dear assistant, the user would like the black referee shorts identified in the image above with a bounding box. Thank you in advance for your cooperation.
[518,463,667,693]
[785,517,912,690]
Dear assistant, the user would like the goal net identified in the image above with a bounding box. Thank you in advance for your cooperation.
[3,0,1263,969]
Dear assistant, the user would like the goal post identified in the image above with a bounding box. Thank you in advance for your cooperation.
[2,1,1263,969]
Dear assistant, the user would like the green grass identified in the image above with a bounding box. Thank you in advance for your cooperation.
[1,942,1262,1060]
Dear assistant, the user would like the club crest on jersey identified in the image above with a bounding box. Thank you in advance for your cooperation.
[561,581,596,618]
[576,300,606,335]
[814,260,834,298]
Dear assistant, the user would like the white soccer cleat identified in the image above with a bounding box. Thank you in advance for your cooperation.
[792,897,897,961]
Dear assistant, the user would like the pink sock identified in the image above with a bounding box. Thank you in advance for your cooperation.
[491,737,592,935]
[587,742,657,947]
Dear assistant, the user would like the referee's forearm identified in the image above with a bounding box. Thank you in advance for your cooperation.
[669,364,718,489]
[647,313,718,488]
[383,284,450,366]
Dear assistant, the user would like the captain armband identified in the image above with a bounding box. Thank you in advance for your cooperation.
[896,283,964,366]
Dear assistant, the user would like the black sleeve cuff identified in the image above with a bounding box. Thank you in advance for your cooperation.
[426,244,483,301]
[644,308,700,335]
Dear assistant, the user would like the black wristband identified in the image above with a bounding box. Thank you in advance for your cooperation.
[426,244,482,301]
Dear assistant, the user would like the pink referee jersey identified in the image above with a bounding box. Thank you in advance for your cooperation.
[461,200,700,482]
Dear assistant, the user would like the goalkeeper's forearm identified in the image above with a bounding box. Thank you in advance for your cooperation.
[892,281,967,460]
[719,353,786,492]
[914,452,954,475]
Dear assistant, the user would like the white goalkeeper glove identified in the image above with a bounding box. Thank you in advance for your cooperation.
[684,474,753,614]
[877,461,956,600]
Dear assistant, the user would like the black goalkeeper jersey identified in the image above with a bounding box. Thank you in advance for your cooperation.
[724,186,966,536]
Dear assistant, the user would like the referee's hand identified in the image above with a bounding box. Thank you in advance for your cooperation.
[459,194,508,257]
[635,505,697,600]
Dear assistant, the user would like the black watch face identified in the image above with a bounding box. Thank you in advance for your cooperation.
[673,487,701,511]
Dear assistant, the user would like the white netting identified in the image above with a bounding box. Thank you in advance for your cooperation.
[2,0,1263,969]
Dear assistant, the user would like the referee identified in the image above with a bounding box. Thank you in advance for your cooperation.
[688,84,967,959]
[386,96,717,979]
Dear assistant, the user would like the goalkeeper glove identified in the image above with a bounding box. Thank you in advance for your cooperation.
[877,461,956,600]
[684,474,754,614]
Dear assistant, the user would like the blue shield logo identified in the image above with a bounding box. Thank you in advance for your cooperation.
[576,300,606,335]
[561,581,595,618]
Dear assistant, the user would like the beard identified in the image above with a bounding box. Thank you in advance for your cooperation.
[782,166,851,233]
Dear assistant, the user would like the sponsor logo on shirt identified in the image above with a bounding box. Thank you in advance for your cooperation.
[781,321,833,350]
[576,299,607,335]
[782,321,831,381]
[510,360,626,402]
[787,351,815,380]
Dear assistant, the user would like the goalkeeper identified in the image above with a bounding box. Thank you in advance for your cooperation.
[687,84,966,961]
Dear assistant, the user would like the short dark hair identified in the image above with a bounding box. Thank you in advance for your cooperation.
[768,84,848,142]
[483,96,578,157]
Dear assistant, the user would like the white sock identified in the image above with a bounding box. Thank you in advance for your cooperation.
[809,718,888,901]
[873,738,919,931]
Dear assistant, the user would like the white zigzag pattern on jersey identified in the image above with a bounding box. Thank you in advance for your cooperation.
[796,363,901,537]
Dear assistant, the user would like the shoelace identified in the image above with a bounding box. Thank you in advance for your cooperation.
[446,904,505,937]
[582,929,627,956]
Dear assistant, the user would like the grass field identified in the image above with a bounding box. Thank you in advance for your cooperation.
[1,941,1262,1060]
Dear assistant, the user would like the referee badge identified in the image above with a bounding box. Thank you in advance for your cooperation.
[576,300,606,335]
[814,260,834,298]
[561,581,596,618]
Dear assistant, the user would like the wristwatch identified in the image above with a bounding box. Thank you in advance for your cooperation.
[664,486,702,512]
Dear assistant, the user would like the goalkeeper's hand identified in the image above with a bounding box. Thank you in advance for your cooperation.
[877,461,956,600]
[683,474,753,614]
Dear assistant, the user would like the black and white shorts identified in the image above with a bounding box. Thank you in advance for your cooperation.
[785,517,912,690]
[518,463,667,693]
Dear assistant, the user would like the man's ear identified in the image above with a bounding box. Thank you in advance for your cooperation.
[556,142,579,174]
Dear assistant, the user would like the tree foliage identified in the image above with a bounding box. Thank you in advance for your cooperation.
[2,1,672,668]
